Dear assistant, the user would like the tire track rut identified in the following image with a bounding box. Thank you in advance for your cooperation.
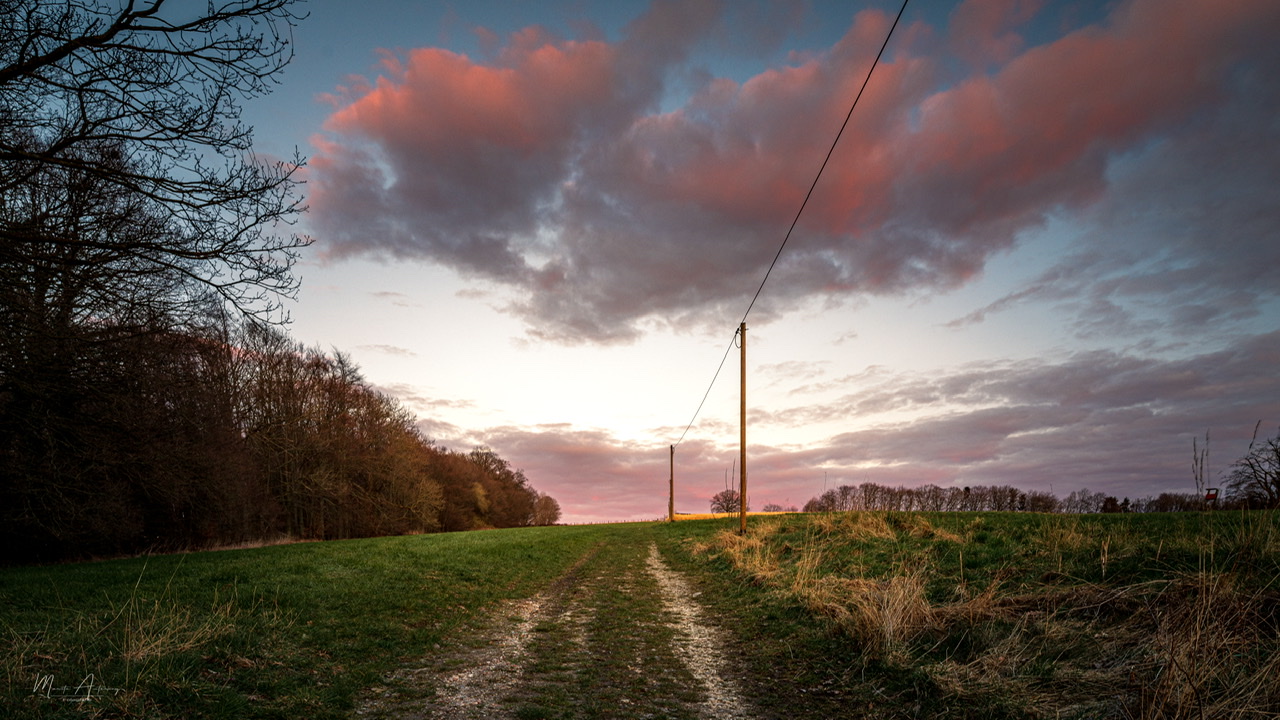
[355,540,755,719]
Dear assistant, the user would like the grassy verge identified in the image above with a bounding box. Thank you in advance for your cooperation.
[5,512,1276,719]
[1,524,628,719]
[661,510,1280,719]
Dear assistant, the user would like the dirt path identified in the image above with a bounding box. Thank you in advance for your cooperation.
[356,540,755,719]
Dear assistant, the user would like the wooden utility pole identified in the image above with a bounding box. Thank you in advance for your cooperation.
[668,444,674,522]
[739,322,747,535]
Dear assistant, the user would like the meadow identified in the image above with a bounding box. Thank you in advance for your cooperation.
[675,510,1280,718]
[3,511,1277,719]
[1,525,615,718]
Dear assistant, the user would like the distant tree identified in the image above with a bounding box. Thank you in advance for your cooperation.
[762,503,784,512]
[1063,488,1106,514]
[1025,491,1060,513]
[918,485,945,511]
[1142,492,1201,513]
[1225,423,1280,509]
[469,447,537,527]
[1100,496,1122,513]
[802,495,830,513]
[532,493,561,526]
[710,488,746,514]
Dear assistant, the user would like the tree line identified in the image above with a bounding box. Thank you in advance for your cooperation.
[0,0,559,565]
[0,311,561,565]
[800,435,1280,517]
[779,426,1280,516]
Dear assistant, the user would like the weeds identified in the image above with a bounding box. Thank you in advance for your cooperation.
[100,570,241,664]
[1130,570,1280,719]
[690,510,1280,718]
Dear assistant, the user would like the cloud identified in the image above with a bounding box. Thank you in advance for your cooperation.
[369,290,421,308]
[478,331,1280,521]
[373,382,476,416]
[946,0,1043,68]
[310,0,1280,344]
[357,344,419,357]
[947,38,1280,340]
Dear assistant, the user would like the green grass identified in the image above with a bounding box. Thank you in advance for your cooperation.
[509,539,706,719]
[1,524,629,719]
[4,512,1278,719]
[672,510,1280,719]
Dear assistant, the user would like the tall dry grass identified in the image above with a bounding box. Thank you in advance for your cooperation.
[692,510,1280,717]
[693,512,942,658]
[790,565,934,658]
[102,588,240,663]
[3,568,291,711]
[1129,570,1280,719]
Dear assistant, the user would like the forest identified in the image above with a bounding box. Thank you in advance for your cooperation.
[0,0,558,566]
[0,308,562,565]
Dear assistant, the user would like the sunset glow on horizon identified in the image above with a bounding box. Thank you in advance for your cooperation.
[239,0,1280,523]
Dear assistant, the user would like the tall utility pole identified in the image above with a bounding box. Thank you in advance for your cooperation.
[739,322,747,535]
[668,444,675,522]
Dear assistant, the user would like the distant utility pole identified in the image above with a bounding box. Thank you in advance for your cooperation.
[739,322,747,535]
[669,444,674,522]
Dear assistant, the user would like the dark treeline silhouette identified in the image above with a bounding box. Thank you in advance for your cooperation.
[801,482,1264,515]
[0,314,560,565]
[0,0,558,566]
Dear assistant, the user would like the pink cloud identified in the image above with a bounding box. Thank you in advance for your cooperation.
[947,0,1043,67]
[310,0,1280,342]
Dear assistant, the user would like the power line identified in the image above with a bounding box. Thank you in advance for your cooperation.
[673,0,909,448]
[741,0,910,325]
[674,327,739,447]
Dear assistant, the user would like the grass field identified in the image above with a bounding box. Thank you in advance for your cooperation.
[1,524,620,719]
[675,510,1280,718]
[3,511,1278,719]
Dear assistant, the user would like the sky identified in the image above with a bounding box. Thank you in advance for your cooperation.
[240,0,1280,523]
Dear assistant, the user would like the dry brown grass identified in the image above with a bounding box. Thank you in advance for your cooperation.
[693,516,936,658]
[689,521,786,586]
[791,565,934,658]
[102,589,240,662]
[691,511,1280,717]
[890,513,964,543]
[1039,517,1091,554]
[1129,571,1280,719]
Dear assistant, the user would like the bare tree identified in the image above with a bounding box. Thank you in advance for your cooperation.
[0,0,309,320]
[1025,491,1060,513]
[1225,423,1280,509]
[710,488,745,514]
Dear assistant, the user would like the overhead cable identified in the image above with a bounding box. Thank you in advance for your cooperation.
[740,0,910,325]
[673,0,910,448]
